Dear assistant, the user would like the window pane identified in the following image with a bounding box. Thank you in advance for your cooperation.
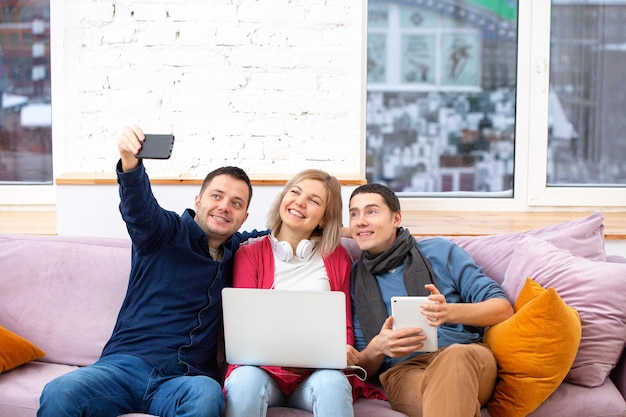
[366,0,518,196]
[367,34,387,84]
[401,35,436,84]
[548,1,626,186]
[0,0,52,184]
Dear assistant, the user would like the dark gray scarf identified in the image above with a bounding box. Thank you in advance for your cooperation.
[352,227,437,343]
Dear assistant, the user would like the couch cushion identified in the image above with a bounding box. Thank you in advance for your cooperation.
[447,212,606,284]
[0,361,156,417]
[484,279,581,417]
[501,235,626,387]
[0,361,78,417]
[480,379,626,417]
[0,325,45,373]
[266,398,407,417]
[0,234,132,367]
[527,379,626,417]
[120,415,156,416]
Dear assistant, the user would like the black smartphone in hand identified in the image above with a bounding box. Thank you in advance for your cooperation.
[135,134,175,159]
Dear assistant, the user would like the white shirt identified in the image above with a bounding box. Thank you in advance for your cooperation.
[272,246,330,291]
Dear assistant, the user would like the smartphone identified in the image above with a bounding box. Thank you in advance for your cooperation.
[391,296,438,352]
[135,134,175,159]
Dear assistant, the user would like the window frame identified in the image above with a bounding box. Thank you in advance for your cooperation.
[526,0,626,207]
[2,0,624,210]
[0,0,58,206]
[378,0,626,212]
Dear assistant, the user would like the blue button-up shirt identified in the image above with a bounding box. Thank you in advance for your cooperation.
[101,161,265,380]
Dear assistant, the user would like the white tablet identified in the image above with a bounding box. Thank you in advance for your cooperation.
[391,296,438,352]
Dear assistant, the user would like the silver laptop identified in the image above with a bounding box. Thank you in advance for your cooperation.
[221,288,349,369]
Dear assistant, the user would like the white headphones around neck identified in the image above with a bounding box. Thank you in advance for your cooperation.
[270,234,316,262]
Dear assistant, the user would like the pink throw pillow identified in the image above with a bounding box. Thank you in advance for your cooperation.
[501,235,626,388]
[447,212,606,284]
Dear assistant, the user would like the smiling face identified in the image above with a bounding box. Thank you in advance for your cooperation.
[193,174,250,249]
[348,192,401,255]
[278,178,328,238]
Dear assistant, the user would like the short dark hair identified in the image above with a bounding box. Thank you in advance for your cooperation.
[199,166,253,209]
[349,183,401,213]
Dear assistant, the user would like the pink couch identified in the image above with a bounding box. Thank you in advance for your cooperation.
[0,234,401,417]
[1,212,625,417]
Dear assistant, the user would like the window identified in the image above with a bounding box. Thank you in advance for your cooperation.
[366,1,518,197]
[548,2,626,187]
[2,0,623,210]
[529,0,626,207]
[367,0,626,209]
[0,0,52,185]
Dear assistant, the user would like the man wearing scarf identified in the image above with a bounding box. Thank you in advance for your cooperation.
[346,183,513,417]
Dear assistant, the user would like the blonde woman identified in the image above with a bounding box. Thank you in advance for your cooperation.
[224,169,354,417]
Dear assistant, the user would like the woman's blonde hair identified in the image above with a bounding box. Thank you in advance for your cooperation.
[267,169,343,257]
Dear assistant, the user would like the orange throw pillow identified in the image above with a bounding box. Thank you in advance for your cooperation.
[0,325,45,373]
[484,278,581,417]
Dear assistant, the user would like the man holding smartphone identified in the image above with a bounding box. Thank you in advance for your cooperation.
[346,183,513,417]
[38,126,267,417]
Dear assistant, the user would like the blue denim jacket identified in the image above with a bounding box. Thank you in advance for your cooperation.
[101,161,265,380]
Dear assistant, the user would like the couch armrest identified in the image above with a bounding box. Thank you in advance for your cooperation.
[610,346,626,401]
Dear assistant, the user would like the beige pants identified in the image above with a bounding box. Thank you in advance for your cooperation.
[379,343,497,417]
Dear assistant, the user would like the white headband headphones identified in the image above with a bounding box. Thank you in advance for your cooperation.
[270,234,316,262]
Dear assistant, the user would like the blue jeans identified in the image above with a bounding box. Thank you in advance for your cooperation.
[224,366,354,417]
[37,354,224,417]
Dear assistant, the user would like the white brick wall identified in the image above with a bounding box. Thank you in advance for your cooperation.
[52,0,365,178]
